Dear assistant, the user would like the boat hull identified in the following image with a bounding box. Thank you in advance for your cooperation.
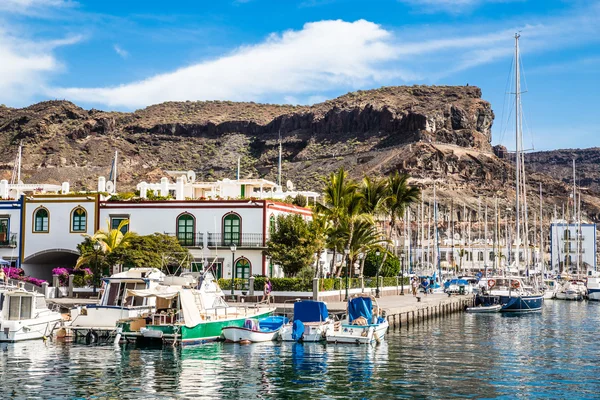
[588,288,600,301]
[0,314,64,342]
[466,304,502,313]
[222,327,279,343]
[279,321,334,342]
[476,294,544,313]
[326,320,389,345]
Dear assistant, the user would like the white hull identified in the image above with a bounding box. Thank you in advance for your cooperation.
[555,292,584,301]
[71,305,154,332]
[326,320,389,345]
[222,327,279,343]
[0,313,64,342]
[466,304,502,313]
[280,321,334,342]
[543,291,556,300]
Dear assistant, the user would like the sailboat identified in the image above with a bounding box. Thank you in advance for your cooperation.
[475,33,544,312]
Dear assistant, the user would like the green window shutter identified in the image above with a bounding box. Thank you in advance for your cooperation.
[177,214,195,246]
[223,214,241,245]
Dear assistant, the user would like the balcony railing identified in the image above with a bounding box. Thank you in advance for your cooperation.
[165,232,264,248]
[0,233,17,248]
[165,233,205,248]
[207,233,264,248]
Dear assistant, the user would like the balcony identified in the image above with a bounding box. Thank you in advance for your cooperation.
[0,232,17,248]
[207,233,264,248]
[166,232,265,248]
[563,246,585,254]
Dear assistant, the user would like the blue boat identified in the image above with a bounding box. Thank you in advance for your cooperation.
[279,300,335,342]
[476,276,544,313]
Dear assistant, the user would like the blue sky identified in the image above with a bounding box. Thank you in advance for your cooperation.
[1,0,599,150]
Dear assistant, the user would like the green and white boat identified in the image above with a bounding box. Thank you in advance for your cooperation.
[117,272,275,346]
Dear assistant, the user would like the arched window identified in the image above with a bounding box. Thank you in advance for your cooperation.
[235,258,251,279]
[33,207,49,233]
[223,213,241,246]
[71,207,87,232]
[177,214,195,246]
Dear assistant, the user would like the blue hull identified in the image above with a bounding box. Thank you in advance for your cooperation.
[476,294,544,313]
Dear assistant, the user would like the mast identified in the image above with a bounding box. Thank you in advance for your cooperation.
[17,142,22,183]
[485,202,488,276]
[514,32,522,273]
[114,150,118,193]
[278,129,282,187]
[539,183,544,278]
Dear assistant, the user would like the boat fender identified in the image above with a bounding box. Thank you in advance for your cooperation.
[488,279,496,288]
[85,330,98,345]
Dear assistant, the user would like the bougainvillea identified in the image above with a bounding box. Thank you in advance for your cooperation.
[2,267,47,287]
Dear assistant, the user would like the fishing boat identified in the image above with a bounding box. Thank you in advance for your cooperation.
[555,279,587,301]
[476,276,543,312]
[0,286,64,342]
[326,295,388,345]
[117,272,275,346]
[70,268,165,340]
[279,300,335,342]
[222,316,289,343]
[465,304,502,313]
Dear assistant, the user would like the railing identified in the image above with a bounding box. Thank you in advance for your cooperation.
[207,233,264,248]
[7,279,44,294]
[165,233,204,248]
[563,235,585,241]
[563,246,585,254]
[0,232,17,248]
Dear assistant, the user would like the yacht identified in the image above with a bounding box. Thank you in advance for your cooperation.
[476,276,544,312]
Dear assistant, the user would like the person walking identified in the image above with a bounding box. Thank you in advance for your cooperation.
[0,268,6,285]
[411,277,418,296]
[421,278,429,296]
[262,277,272,303]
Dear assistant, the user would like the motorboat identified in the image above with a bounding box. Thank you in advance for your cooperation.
[326,295,388,345]
[587,276,600,301]
[279,300,335,342]
[222,316,289,343]
[0,286,64,342]
[117,272,275,346]
[555,280,587,301]
[542,279,558,300]
[475,276,544,313]
[70,268,165,339]
[444,278,473,295]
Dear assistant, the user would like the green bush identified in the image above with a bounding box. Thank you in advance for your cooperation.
[363,252,401,277]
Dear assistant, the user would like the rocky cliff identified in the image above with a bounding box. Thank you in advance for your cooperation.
[1,85,599,221]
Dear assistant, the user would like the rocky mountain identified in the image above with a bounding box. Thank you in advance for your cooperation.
[1,85,599,221]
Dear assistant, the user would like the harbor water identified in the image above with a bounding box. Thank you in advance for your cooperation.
[1,300,599,399]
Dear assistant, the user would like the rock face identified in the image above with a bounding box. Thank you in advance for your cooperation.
[1,85,599,221]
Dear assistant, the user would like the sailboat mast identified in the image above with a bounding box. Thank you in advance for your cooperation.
[514,33,522,273]
[278,129,282,187]
[539,183,544,277]
[17,143,22,184]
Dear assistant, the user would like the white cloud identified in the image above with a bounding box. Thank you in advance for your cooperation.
[0,27,81,106]
[0,0,76,15]
[113,44,129,59]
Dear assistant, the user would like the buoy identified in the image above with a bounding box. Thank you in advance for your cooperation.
[55,328,67,338]
[239,339,251,345]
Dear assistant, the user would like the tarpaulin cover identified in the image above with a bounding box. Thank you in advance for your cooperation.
[292,320,304,341]
[293,300,328,323]
[348,297,373,323]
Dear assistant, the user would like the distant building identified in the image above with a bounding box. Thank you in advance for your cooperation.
[549,220,596,275]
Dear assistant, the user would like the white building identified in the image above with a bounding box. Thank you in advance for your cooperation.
[550,220,596,275]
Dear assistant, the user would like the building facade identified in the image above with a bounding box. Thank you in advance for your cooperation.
[550,221,597,275]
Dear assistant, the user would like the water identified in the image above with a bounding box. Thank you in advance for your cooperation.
[1,301,600,399]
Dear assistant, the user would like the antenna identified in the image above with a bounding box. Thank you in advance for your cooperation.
[237,157,241,180]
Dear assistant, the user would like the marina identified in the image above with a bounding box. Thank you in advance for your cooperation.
[1,301,599,398]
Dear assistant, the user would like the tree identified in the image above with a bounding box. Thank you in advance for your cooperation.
[363,251,400,277]
[110,233,190,273]
[266,214,318,277]
[76,219,136,291]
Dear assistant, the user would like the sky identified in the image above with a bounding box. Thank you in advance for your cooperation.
[1,0,599,150]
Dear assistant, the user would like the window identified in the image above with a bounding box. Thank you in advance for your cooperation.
[235,258,251,279]
[193,260,223,278]
[489,252,495,261]
[71,207,87,232]
[110,216,129,234]
[33,208,49,232]
[223,213,241,245]
[478,252,484,262]
[8,295,32,320]
[177,214,195,246]
[0,217,8,245]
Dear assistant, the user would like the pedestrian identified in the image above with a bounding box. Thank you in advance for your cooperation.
[411,277,418,296]
[421,278,429,296]
[262,277,272,303]
[0,268,6,285]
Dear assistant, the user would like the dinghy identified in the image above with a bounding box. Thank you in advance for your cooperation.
[222,316,288,343]
[465,304,502,313]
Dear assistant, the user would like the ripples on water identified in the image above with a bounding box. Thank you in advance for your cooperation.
[1,301,600,399]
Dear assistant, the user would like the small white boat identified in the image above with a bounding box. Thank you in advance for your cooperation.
[555,280,587,301]
[280,300,335,342]
[222,316,289,343]
[465,304,502,313]
[0,287,65,342]
[326,295,388,345]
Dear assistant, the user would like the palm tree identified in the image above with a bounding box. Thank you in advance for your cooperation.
[76,219,136,292]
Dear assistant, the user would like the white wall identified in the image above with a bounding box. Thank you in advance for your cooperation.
[0,202,21,264]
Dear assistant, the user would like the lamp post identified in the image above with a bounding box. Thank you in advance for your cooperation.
[93,241,101,295]
[230,244,237,298]
[400,249,405,295]
[344,246,350,301]
[375,250,381,298]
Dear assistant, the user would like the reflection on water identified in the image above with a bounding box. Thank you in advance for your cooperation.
[1,301,600,399]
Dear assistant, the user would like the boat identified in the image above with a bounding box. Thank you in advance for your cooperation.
[326,295,388,345]
[69,267,165,340]
[222,316,289,343]
[476,276,543,312]
[0,286,65,342]
[587,275,600,301]
[117,272,275,346]
[542,279,558,299]
[555,279,587,301]
[279,300,335,342]
[465,304,502,313]
[444,278,474,295]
